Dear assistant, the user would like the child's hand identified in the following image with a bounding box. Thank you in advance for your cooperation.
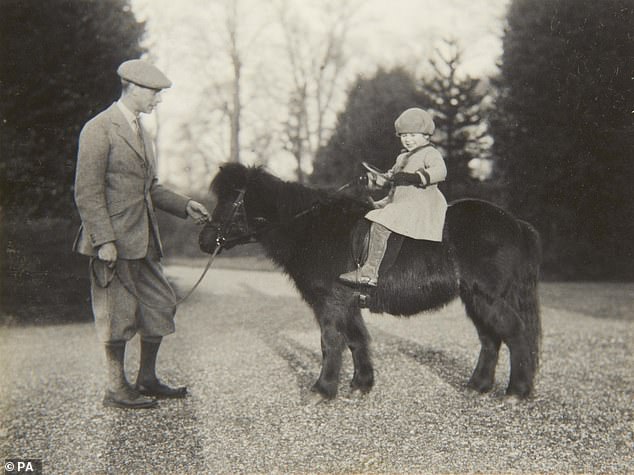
[364,172,390,190]
[361,162,391,189]
[374,173,390,188]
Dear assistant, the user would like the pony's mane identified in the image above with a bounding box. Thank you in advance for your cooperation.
[255,166,371,222]
[213,162,370,221]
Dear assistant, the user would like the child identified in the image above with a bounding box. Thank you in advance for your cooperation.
[339,107,448,287]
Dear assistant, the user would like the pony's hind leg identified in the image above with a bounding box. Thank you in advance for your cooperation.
[506,336,538,398]
[345,307,374,393]
[464,287,537,398]
[468,325,501,394]
[461,283,503,394]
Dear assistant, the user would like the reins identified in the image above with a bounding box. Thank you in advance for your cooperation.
[113,177,363,309]
[221,177,362,245]
[104,189,248,310]
[113,245,220,310]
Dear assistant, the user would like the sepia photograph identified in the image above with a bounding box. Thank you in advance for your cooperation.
[1,0,633,473]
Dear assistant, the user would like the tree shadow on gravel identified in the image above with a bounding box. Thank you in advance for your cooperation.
[259,333,322,402]
[370,327,478,396]
[398,342,473,393]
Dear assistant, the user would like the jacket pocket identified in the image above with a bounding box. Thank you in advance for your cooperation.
[107,197,143,216]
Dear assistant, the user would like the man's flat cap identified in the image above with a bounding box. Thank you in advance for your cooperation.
[117,59,172,89]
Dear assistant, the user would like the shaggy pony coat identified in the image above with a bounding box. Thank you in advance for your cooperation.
[200,163,542,400]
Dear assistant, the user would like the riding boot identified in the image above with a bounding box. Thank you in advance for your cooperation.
[134,337,187,398]
[105,341,129,391]
[136,337,161,384]
[103,341,157,409]
[339,222,391,287]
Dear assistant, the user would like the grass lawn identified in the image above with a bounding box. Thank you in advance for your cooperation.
[539,281,634,321]
[166,256,634,322]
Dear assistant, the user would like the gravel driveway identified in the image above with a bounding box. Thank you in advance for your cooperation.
[1,266,632,474]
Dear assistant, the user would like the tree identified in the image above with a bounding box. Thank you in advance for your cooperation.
[225,0,246,164]
[311,68,421,187]
[418,39,494,201]
[0,0,145,217]
[274,0,362,183]
[492,0,634,279]
[0,0,145,321]
[138,0,276,191]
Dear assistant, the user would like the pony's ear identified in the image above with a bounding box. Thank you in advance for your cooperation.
[211,162,249,198]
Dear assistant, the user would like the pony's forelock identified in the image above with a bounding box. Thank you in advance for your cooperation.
[211,163,251,198]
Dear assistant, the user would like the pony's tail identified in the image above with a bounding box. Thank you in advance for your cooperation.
[516,220,542,375]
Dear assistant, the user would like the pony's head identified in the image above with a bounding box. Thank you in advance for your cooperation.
[210,162,249,201]
[199,163,274,253]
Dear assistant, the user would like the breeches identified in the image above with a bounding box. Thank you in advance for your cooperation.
[90,249,177,343]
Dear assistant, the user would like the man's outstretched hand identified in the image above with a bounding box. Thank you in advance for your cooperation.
[186,200,211,225]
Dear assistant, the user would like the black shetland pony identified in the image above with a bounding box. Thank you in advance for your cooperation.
[199,163,542,400]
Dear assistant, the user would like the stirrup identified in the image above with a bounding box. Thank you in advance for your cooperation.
[357,292,371,308]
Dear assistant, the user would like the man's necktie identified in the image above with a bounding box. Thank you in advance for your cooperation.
[132,117,147,160]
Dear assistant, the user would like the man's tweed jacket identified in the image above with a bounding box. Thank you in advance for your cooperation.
[73,103,190,259]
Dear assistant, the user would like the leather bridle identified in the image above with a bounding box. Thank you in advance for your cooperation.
[211,175,367,249]
[212,188,263,248]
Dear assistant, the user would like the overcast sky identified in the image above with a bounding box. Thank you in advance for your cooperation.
[131,0,510,187]
[134,0,510,74]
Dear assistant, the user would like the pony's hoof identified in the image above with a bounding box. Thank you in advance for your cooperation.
[467,379,494,394]
[310,383,336,401]
[305,391,329,405]
[349,385,372,395]
[350,376,374,394]
[341,388,366,401]
[306,385,334,405]
[505,383,532,399]
[502,394,523,407]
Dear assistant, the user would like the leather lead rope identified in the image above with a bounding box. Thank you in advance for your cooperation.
[115,243,221,311]
[107,190,249,310]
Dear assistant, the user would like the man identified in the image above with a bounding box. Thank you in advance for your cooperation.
[74,59,210,409]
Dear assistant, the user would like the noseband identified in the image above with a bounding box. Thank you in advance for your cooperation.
[214,188,261,248]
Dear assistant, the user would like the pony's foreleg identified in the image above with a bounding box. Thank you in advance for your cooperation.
[468,326,501,394]
[312,317,345,399]
[345,307,374,393]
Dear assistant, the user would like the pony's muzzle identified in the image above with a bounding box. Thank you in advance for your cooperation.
[198,223,222,254]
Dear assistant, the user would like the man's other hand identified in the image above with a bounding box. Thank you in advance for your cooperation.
[98,242,118,267]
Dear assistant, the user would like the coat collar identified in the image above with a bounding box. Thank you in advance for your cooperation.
[106,103,152,165]
[395,143,434,172]
[404,143,434,157]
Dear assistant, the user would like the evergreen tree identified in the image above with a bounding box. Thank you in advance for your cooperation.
[0,0,146,321]
[418,39,493,201]
[311,68,421,187]
[492,0,634,279]
[0,0,145,217]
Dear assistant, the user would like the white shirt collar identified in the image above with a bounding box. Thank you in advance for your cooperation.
[116,100,138,130]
